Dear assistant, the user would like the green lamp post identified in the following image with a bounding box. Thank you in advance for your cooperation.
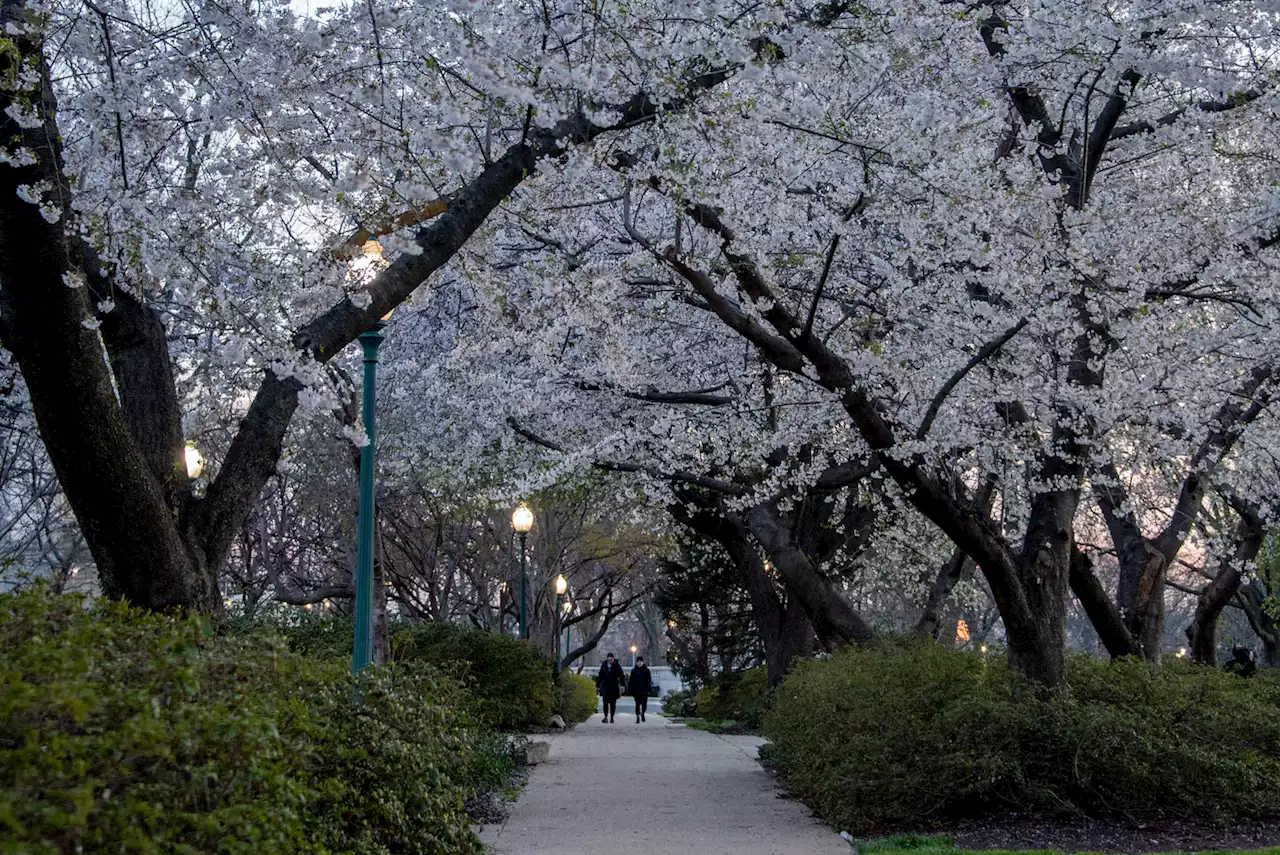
[552,574,567,676]
[560,597,572,671]
[352,311,390,675]
[512,504,533,639]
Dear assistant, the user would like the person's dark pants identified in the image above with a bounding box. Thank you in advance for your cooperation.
[603,698,617,720]
[634,696,647,719]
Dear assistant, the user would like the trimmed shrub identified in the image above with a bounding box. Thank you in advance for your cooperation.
[271,612,357,660]
[694,666,771,728]
[391,622,554,730]
[0,588,484,855]
[662,688,698,718]
[763,642,1280,834]
[556,672,598,725]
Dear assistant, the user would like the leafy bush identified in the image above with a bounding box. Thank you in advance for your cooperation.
[763,643,1280,834]
[272,612,357,660]
[662,688,698,718]
[556,672,598,725]
[694,666,771,729]
[391,622,554,730]
[0,588,484,854]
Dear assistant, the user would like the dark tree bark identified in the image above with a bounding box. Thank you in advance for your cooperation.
[1093,367,1275,661]
[1069,547,1137,658]
[1185,503,1264,665]
[0,9,217,610]
[743,501,874,648]
[674,503,816,687]
[916,475,998,639]
[661,217,1083,692]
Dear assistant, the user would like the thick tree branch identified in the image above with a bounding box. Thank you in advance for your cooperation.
[575,379,734,406]
[189,70,741,575]
[506,417,749,496]
[916,318,1028,439]
[83,247,188,511]
[1155,364,1276,561]
[1112,88,1268,140]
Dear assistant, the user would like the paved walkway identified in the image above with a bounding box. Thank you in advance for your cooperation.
[480,712,849,855]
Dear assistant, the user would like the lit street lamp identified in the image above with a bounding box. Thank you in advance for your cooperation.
[512,504,533,640]
[631,644,638,667]
[352,308,392,675]
[184,443,204,479]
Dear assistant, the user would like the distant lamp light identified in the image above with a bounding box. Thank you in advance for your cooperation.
[979,644,988,655]
[304,603,314,611]
[955,619,971,645]
[667,619,677,630]
[512,504,534,534]
[562,600,573,615]
[555,574,568,595]
[1177,647,1188,659]
[185,444,204,479]
[630,645,638,654]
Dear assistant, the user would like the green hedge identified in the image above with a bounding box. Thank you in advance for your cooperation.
[662,688,698,717]
[763,642,1280,834]
[694,666,771,728]
[556,672,598,725]
[0,589,484,855]
[391,622,554,730]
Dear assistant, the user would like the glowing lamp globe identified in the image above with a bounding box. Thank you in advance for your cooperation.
[185,444,204,479]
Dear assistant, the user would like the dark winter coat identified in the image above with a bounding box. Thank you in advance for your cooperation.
[596,661,626,700]
[626,664,652,698]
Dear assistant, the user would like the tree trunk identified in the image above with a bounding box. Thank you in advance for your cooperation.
[1237,580,1279,668]
[712,511,815,686]
[0,11,219,612]
[1263,639,1280,669]
[1069,547,1137,657]
[1004,488,1076,692]
[745,502,874,647]
[916,549,972,640]
[916,476,998,639]
[672,501,820,686]
[765,600,814,687]
[1186,508,1263,665]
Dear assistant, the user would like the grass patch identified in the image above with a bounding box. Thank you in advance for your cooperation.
[855,835,1280,855]
[679,717,761,735]
[681,718,741,733]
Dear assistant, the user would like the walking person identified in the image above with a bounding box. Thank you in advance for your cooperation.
[627,656,653,723]
[596,653,626,723]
